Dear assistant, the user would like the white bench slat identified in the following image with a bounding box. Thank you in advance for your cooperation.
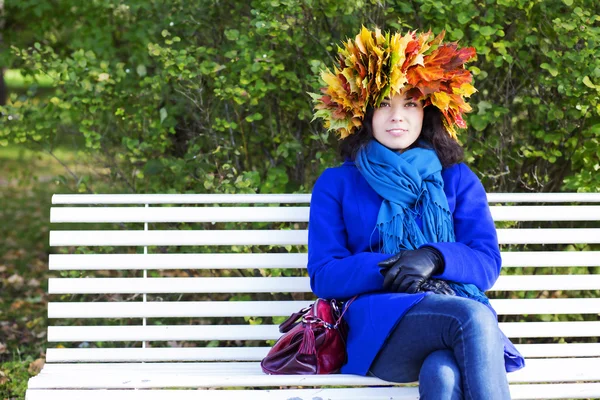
[50,207,310,223]
[22,362,395,388]
[52,194,312,205]
[48,298,600,319]
[491,298,600,314]
[45,343,600,363]
[25,388,420,400]
[500,321,600,338]
[47,251,600,270]
[48,277,311,294]
[47,275,600,294]
[496,228,600,244]
[47,321,600,342]
[51,192,600,205]
[26,358,600,387]
[491,206,600,221]
[517,343,600,358]
[500,251,600,267]
[48,300,314,318]
[488,193,600,203]
[48,325,278,342]
[49,253,309,270]
[491,274,600,291]
[48,228,600,246]
[49,205,600,223]
[23,384,600,400]
[49,230,308,246]
[45,347,271,363]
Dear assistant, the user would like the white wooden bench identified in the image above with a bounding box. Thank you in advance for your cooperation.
[26,192,600,399]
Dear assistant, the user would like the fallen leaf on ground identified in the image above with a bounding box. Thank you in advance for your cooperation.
[27,278,41,288]
[7,273,25,289]
[4,249,26,260]
[28,358,45,375]
[10,300,25,311]
[0,370,8,385]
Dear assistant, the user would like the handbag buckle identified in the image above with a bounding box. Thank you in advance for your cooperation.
[302,315,334,329]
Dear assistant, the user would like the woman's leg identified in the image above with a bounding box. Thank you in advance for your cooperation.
[368,294,510,400]
[419,350,463,400]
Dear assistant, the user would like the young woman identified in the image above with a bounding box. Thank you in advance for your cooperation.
[308,27,524,399]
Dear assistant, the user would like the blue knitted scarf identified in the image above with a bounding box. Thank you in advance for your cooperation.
[355,140,489,305]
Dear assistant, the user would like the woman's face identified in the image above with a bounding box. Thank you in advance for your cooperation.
[371,91,424,152]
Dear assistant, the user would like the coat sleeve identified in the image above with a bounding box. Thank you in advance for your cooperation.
[424,163,502,291]
[307,168,389,300]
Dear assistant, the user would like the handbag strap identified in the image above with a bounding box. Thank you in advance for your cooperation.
[279,306,311,333]
[334,295,357,328]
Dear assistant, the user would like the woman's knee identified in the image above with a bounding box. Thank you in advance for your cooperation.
[429,296,502,350]
[447,298,499,334]
[419,350,463,399]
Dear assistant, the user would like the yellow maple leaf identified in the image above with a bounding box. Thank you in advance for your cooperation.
[453,83,477,97]
[430,91,451,111]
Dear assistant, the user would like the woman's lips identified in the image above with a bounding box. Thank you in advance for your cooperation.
[386,128,408,137]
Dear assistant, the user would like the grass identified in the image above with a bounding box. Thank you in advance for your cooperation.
[1,146,69,179]
[0,142,129,399]
[4,70,54,90]
[0,361,36,399]
[0,144,89,399]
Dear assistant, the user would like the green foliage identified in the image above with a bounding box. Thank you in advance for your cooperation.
[4,69,54,90]
[2,0,599,193]
[1,360,33,399]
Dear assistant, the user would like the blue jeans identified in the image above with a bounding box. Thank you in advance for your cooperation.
[368,294,510,400]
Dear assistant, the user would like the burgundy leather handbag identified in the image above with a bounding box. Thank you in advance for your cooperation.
[261,297,356,375]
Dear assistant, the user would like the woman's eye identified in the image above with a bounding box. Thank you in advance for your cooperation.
[406,102,417,107]
[379,102,390,108]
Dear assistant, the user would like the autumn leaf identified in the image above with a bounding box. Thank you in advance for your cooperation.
[430,91,452,110]
[453,83,477,97]
[7,274,25,290]
[0,370,8,386]
[28,358,45,375]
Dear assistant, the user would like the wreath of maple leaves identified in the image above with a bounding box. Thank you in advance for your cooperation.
[311,26,477,140]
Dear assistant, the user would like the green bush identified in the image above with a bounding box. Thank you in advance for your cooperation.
[1,0,598,193]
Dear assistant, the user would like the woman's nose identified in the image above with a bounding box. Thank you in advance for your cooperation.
[391,110,405,122]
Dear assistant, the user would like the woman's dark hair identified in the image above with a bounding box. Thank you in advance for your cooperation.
[338,106,464,168]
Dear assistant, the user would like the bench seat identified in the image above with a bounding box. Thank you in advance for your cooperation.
[23,386,600,400]
[25,193,600,400]
[25,359,600,398]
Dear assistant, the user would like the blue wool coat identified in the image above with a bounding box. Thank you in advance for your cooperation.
[307,160,502,376]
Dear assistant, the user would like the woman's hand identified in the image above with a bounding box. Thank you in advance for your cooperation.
[378,247,445,293]
[420,278,455,295]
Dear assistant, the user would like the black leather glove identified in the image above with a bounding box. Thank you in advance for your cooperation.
[378,247,445,293]
[420,278,455,296]
[378,251,403,271]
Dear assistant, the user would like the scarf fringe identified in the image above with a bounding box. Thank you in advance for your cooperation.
[377,195,455,254]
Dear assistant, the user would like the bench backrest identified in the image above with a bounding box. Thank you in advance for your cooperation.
[46,193,600,363]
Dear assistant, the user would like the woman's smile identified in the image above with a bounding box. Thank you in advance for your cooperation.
[386,128,409,136]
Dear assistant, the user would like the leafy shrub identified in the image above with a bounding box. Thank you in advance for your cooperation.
[1,0,598,193]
